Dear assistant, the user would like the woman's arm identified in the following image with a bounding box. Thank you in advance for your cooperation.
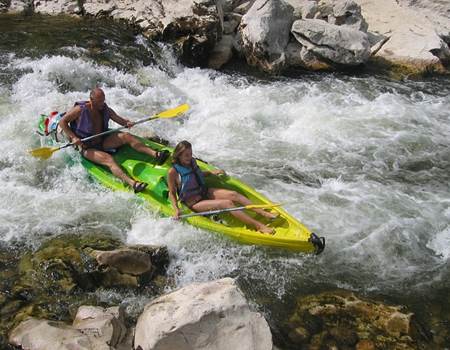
[168,168,181,219]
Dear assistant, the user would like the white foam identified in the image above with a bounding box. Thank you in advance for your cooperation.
[427,225,450,260]
[0,47,449,295]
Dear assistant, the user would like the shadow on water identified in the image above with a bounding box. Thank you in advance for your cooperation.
[0,13,173,92]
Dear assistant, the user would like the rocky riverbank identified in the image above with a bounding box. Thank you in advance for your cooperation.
[1,234,447,349]
[3,0,450,77]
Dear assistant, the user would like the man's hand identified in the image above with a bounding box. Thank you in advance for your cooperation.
[71,136,84,148]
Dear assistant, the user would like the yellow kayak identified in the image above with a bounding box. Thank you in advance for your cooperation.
[81,138,325,254]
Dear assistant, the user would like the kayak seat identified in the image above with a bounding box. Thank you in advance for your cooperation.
[124,161,169,199]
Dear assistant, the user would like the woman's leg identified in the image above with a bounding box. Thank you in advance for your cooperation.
[191,198,274,234]
[208,188,278,219]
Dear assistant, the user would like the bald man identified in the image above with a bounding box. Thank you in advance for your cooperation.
[60,88,169,193]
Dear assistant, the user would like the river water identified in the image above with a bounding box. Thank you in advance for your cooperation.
[1,14,449,346]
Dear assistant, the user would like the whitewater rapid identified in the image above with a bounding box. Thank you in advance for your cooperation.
[0,45,449,302]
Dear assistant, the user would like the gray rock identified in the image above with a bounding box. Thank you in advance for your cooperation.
[353,0,450,68]
[92,248,153,276]
[34,0,82,15]
[134,277,273,350]
[239,0,294,73]
[9,318,94,350]
[73,305,127,348]
[291,18,370,65]
[285,0,318,20]
[233,0,254,15]
[328,0,368,32]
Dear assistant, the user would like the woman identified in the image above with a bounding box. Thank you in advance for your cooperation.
[167,141,277,234]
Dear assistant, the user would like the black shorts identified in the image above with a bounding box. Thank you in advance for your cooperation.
[80,138,117,157]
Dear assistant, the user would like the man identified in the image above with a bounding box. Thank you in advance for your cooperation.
[59,88,169,193]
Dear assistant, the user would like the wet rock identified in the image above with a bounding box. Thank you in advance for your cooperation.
[356,339,376,350]
[288,325,310,344]
[239,0,294,73]
[91,248,153,275]
[324,0,368,32]
[285,290,424,349]
[285,0,318,20]
[286,40,332,70]
[223,12,242,34]
[134,277,273,350]
[85,244,168,288]
[208,34,234,69]
[0,234,168,346]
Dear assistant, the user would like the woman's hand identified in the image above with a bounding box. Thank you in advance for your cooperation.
[211,169,226,176]
[173,207,181,220]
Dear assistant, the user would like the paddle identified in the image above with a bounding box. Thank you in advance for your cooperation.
[179,203,283,219]
[29,103,190,160]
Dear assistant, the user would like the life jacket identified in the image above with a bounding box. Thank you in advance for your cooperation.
[70,101,110,139]
[173,159,207,203]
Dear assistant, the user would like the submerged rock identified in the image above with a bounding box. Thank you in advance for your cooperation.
[0,234,169,347]
[285,290,430,349]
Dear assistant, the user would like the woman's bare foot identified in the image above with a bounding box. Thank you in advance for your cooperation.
[256,224,275,235]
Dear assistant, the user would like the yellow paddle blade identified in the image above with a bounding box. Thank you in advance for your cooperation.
[28,146,59,159]
[155,104,189,119]
[245,203,282,210]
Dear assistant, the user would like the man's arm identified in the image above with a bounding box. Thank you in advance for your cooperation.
[109,107,133,128]
[59,106,83,145]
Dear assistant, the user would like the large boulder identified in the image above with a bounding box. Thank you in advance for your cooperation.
[238,0,294,73]
[9,318,94,350]
[291,18,370,66]
[352,0,450,69]
[9,305,128,350]
[134,277,273,350]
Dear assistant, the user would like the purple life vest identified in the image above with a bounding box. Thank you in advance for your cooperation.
[70,101,110,139]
